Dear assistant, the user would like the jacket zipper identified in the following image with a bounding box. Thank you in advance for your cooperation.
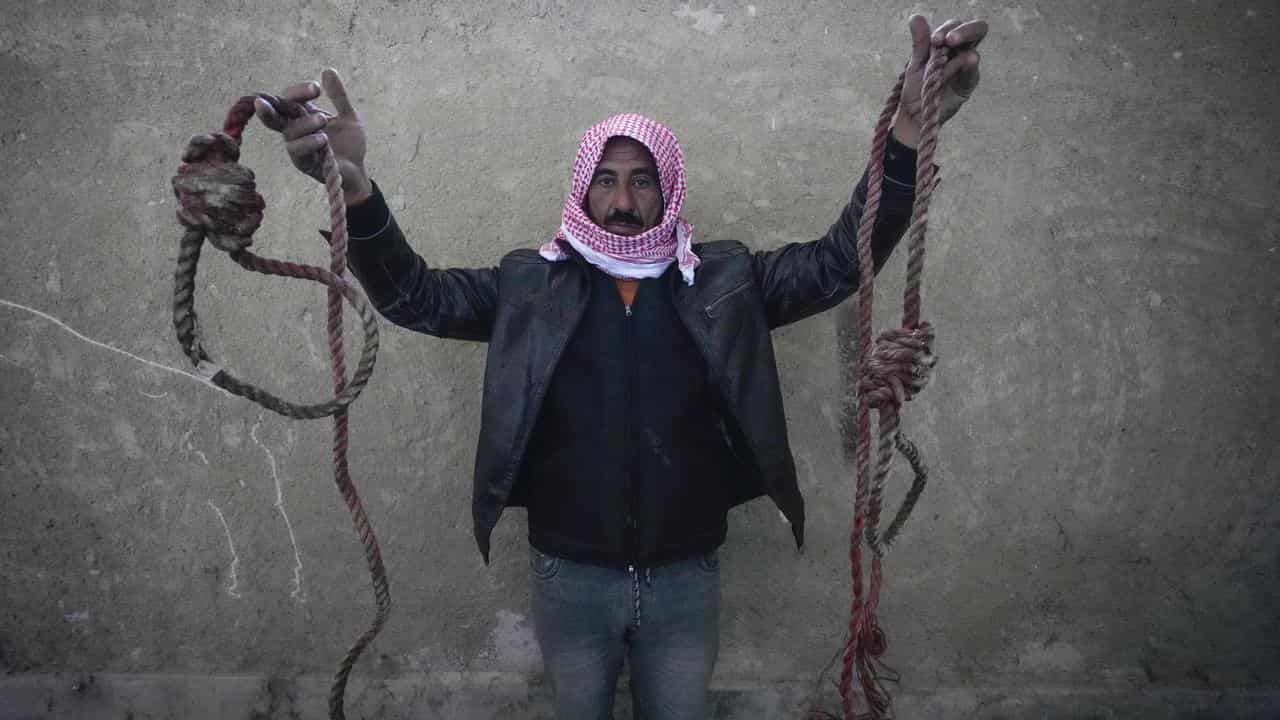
[623,297,638,566]
[704,280,752,317]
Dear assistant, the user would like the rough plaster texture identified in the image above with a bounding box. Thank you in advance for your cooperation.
[1,0,1277,718]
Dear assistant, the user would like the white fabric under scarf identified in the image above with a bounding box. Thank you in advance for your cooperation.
[557,223,695,284]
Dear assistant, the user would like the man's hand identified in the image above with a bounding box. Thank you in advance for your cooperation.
[253,68,374,206]
[891,15,986,149]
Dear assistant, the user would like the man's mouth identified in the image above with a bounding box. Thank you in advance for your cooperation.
[607,221,643,235]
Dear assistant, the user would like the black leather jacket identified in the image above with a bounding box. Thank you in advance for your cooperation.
[345,145,922,564]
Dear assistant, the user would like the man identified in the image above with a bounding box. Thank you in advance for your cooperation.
[255,14,984,719]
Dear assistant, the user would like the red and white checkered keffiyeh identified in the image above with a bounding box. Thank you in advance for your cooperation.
[539,113,700,285]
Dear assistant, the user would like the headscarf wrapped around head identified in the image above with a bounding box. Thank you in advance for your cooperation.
[539,113,700,285]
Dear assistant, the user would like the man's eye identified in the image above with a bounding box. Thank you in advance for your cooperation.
[594,176,615,187]
[633,176,654,188]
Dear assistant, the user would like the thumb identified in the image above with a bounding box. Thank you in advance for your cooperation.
[322,67,357,117]
[908,14,930,67]
[253,97,285,132]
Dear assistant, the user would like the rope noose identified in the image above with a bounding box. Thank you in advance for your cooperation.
[837,46,948,720]
[170,94,390,720]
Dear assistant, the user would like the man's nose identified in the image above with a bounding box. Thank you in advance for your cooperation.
[612,182,635,212]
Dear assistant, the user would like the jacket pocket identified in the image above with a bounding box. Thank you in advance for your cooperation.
[530,547,561,580]
[704,280,753,318]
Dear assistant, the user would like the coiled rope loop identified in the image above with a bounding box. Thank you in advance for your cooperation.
[170,94,390,720]
[171,101,380,418]
[837,44,948,720]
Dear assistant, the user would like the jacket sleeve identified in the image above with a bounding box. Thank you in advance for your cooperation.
[341,179,499,342]
[751,134,930,330]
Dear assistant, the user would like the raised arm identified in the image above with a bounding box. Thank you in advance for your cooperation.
[752,14,984,330]
[341,181,499,342]
[254,68,499,342]
[751,133,920,330]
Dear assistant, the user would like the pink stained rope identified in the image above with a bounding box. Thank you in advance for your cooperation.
[837,47,948,720]
[170,94,389,720]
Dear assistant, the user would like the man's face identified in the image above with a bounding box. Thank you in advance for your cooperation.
[585,137,664,236]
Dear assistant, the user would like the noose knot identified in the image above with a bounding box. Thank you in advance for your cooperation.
[171,131,265,252]
[859,322,937,410]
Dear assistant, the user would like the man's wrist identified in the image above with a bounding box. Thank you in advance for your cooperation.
[345,178,391,240]
[890,112,920,149]
[344,173,374,207]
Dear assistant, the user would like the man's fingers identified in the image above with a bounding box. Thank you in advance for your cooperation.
[283,111,328,142]
[304,101,335,119]
[931,19,962,46]
[253,98,285,132]
[944,19,988,50]
[322,68,357,117]
[287,132,329,165]
[941,51,979,80]
[282,80,323,104]
[908,14,931,66]
[952,52,981,95]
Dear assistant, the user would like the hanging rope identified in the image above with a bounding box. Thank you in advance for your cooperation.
[836,46,948,720]
[170,94,389,720]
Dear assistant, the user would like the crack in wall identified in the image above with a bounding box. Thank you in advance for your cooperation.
[207,500,243,599]
[250,417,307,603]
[0,298,229,396]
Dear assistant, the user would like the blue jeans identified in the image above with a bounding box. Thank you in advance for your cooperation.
[529,545,721,719]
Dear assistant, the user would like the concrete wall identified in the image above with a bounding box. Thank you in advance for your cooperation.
[1,1,1277,717]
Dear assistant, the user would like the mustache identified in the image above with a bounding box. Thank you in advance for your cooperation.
[605,209,644,227]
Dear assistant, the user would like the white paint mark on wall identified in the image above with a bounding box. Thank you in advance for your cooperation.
[181,428,212,468]
[1018,639,1085,671]
[222,421,244,449]
[113,418,143,459]
[45,260,62,294]
[491,609,540,669]
[1148,291,1163,308]
[299,307,323,366]
[207,500,243,599]
[139,390,168,399]
[0,299,230,396]
[380,488,402,508]
[746,4,756,17]
[1003,6,1042,33]
[673,3,726,35]
[251,417,307,602]
[63,610,90,623]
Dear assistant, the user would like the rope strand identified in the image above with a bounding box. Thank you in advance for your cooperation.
[839,46,949,720]
[171,94,390,720]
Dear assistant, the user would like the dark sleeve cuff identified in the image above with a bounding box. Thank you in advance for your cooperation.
[883,133,919,188]
[347,178,392,240]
